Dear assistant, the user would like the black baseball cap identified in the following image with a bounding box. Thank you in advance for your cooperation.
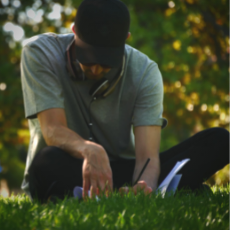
[74,0,130,67]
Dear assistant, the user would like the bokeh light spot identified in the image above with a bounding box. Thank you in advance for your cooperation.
[187,46,194,53]
[181,86,186,92]
[175,81,181,88]
[225,95,230,102]
[173,40,181,50]
[3,22,24,41]
[201,104,207,111]
[12,25,24,41]
[213,104,219,112]
[12,0,21,8]
[168,1,175,8]
[0,83,7,91]
[187,104,194,111]
[3,22,14,32]
[48,3,62,20]
[1,0,9,6]
[220,113,226,121]
[26,8,36,18]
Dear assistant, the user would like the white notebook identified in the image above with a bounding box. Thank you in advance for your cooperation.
[156,158,190,197]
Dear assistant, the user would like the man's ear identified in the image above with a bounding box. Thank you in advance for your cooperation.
[126,32,131,40]
[71,23,76,34]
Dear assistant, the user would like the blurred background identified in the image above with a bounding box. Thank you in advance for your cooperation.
[0,0,229,197]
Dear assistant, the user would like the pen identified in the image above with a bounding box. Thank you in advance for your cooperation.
[133,158,150,186]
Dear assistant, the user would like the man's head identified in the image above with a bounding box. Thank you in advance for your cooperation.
[72,0,130,80]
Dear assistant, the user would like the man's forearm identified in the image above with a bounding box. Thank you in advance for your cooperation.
[38,108,113,196]
[133,156,160,190]
[43,124,88,159]
[133,125,161,191]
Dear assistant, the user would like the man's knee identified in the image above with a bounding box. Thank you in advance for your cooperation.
[29,146,67,175]
[211,127,229,161]
[211,127,229,144]
[211,127,229,135]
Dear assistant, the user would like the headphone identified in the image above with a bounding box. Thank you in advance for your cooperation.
[66,39,125,98]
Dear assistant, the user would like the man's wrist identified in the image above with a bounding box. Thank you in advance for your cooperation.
[133,161,160,190]
[75,139,105,160]
[71,139,89,159]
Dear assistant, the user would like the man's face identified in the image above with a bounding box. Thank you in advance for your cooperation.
[72,24,130,80]
[79,63,111,80]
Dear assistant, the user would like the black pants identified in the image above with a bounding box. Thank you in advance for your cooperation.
[29,127,229,202]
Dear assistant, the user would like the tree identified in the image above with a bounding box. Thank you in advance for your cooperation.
[125,0,229,147]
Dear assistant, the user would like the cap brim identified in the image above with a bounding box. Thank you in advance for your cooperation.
[75,37,124,68]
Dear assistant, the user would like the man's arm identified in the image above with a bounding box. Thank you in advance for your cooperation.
[119,125,161,195]
[37,108,113,197]
[133,125,161,191]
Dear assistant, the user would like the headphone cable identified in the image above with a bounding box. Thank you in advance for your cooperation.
[88,97,97,141]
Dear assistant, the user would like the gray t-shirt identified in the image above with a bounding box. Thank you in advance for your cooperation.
[20,33,167,194]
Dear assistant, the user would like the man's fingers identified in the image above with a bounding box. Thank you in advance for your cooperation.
[98,172,113,196]
[133,181,146,194]
[90,178,97,198]
[144,187,153,195]
[103,179,112,197]
[84,174,113,199]
[82,154,113,199]
[132,181,153,195]
[119,183,152,197]
[138,181,152,195]
[83,177,90,198]
[98,176,106,194]
[137,181,147,189]
[119,186,129,196]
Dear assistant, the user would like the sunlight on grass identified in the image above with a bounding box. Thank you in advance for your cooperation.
[0,185,229,230]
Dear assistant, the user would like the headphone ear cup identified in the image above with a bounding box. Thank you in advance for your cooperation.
[89,79,110,97]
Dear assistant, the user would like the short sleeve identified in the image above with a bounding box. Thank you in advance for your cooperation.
[21,45,64,119]
[132,64,167,128]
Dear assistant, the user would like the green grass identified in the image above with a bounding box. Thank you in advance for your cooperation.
[0,186,229,230]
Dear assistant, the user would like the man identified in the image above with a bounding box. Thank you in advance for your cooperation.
[21,0,229,203]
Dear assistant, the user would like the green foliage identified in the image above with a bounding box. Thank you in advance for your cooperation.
[0,0,229,189]
[124,0,229,145]
[0,186,229,229]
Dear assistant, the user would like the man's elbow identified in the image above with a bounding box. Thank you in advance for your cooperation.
[42,125,59,146]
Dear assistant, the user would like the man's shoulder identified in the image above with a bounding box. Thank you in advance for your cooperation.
[123,44,162,91]
[22,33,74,50]
[125,44,157,69]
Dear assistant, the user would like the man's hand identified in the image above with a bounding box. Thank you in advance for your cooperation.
[38,108,113,199]
[118,126,161,198]
[82,141,113,198]
[119,181,152,196]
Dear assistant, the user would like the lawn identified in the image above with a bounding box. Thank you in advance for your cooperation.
[0,185,229,230]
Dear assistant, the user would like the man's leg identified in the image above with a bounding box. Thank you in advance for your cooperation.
[112,128,229,192]
[110,159,135,190]
[29,146,83,203]
[28,146,135,202]
[158,127,229,190]
[29,127,229,202]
